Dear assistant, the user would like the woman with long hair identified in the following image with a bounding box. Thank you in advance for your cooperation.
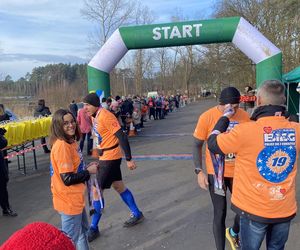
[49,109,98,250]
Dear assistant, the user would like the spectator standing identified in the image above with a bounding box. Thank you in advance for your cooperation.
[34,99,51,153]
[49,109,98,250]
[147,97,155,120]
[208,80,299,250]
[133,96,142,131]
[0,127,17,217]
[106,98,112,109]
[0,104,10,165]
[101,98,108,110]
[120,97,134,132]
[69,100,78,118]
[0,104,10,122]
[175,94,180,110]
[155,96,162,120]
[141,100,148,128]
[244,86,256,115]
[163,98,169,117]
[77,108,93,155]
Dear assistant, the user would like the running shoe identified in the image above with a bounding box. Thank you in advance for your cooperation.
[2,208,18,217]
[123,212,144,227]
[87,228,100,242]
[226,227,241,250]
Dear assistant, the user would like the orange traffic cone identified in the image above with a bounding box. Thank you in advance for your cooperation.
[128,122,136,137]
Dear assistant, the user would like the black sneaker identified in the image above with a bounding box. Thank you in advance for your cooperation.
[3,209,18,217]
[123,212,144,227]
[87,228,100,242]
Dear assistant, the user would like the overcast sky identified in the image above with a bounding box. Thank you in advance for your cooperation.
[0,0,214,80]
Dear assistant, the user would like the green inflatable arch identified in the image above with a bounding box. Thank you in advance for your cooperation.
[88,16,282,97]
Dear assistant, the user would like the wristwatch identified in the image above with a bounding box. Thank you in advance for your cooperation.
[194,168,202,175]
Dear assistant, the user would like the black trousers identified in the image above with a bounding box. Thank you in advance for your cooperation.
[0,177,9,211]
[155,108,162,119]
[149,108,155,120]
[208,174,239,250]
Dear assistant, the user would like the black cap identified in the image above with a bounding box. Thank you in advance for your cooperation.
[219,87,241,105]
[83,93,100,107]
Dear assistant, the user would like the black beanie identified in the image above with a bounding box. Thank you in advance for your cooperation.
[83,93,100,107]
[219,87,241,105]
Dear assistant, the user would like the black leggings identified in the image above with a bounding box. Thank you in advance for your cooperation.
[0,178,9,211]
[208,174,239,250]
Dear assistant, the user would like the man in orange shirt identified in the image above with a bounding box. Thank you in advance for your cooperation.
[83,93,144,242]
[193,87,250,250]
[208,80,299,250]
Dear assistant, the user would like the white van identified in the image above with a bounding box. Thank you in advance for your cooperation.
[147,91,158,98]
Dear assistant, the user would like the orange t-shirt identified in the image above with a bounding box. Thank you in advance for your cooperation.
[193,106,250,177]
[217,116,300,218]
[93,108,122,160]
[50,139,86,215]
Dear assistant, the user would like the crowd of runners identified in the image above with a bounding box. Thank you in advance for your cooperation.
[95,93,190,134]
[1,81,300,250]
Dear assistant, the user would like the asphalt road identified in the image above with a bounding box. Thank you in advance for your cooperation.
[1,99,300,250]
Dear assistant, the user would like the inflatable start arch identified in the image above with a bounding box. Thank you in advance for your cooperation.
[88,16,282,97]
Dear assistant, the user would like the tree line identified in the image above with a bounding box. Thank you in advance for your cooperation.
[0,0,299,111]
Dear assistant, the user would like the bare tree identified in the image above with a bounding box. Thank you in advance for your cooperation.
[213,0,300,74]
[81,0,136,48]
[132,3,154,95]
[155,48,171,92]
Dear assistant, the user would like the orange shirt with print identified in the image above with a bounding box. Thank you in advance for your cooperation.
[94,108,122,160]
[193,106,250,177]
[217,116,300,219]
[50,139,86,215]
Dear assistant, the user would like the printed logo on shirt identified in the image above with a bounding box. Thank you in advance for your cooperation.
[257,128,296,183]
[268,185,287,200]
[112,121,118,127]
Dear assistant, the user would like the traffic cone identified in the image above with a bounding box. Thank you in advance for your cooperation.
[128,122,136,137]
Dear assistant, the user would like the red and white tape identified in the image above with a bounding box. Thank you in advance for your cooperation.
[4,143,47,159]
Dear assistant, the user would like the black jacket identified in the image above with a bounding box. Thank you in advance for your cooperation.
[0,134,8,182]
[69,103,78,118]
[0,113,10,122]
[34,105,51,117]
[121,100,133,116]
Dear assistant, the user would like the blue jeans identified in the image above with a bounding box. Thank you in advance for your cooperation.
[240,216,291,250]
[60,208,89,250]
